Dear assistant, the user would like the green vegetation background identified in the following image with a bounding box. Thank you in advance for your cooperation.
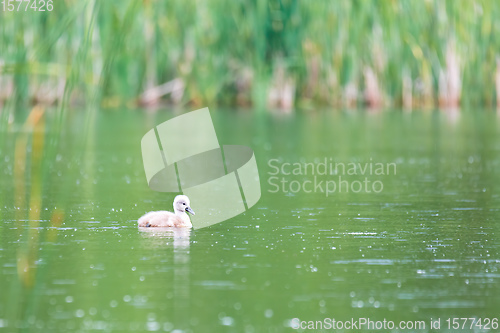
[1,0,500,111]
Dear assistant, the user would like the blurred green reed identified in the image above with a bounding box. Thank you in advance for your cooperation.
[0,0,499,111]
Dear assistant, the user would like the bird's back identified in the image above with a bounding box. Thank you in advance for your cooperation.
[138,210,184,227]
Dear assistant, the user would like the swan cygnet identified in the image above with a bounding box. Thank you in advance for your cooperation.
[138,195,195,228]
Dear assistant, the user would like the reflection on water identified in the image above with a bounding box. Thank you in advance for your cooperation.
[140,228,191,331]
[139,227,191,249]
[0,109,500,332]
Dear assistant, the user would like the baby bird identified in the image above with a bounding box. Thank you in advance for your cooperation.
[138,195,195,228]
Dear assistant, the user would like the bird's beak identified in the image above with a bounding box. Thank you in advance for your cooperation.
[186,206,195,215]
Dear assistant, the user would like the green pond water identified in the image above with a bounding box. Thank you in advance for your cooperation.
[1,109,500,332]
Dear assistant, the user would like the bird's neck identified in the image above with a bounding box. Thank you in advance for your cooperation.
[175,210,190,223]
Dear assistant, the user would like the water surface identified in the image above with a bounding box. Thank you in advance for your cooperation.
[1,109,499,332]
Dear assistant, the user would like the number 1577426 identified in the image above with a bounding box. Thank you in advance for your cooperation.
[2,0,53,11]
